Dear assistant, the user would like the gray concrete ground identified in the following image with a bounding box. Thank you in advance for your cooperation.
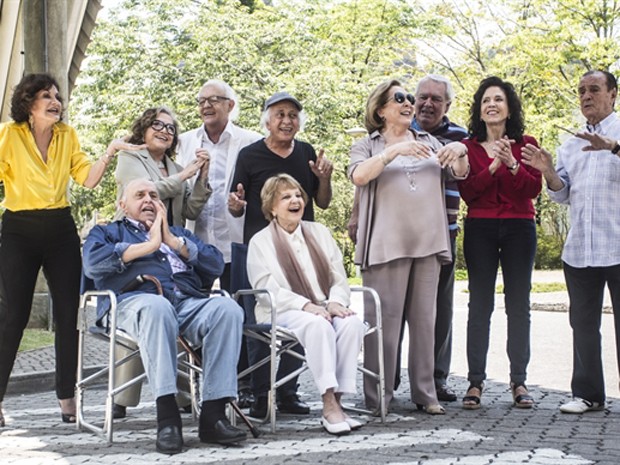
[2,270,619,464]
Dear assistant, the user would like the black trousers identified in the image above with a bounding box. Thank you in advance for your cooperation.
[0,208,81,401]
[563,262,620,403]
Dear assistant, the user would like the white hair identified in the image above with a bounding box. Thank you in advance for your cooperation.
[259,106,307,136]
[416,74,455,102]
[197,79,240,121]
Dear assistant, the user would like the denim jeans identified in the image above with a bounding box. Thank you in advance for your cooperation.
[116,293,243,401]
[463,218,536,385]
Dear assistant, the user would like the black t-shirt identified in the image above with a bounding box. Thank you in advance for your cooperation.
[231,138,319,243]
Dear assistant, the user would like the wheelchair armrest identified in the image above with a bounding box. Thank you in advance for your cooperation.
[350,285,383,333]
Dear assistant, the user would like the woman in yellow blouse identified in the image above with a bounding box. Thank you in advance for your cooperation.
[0,73,140,426]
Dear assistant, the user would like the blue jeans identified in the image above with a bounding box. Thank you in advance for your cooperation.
[563,262,620,403]
[116,293,243,401]
[463,218,536,385]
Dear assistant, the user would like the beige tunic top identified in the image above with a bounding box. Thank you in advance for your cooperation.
[348,129,464,270]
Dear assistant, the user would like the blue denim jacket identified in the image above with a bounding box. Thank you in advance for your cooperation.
[83,218,224,321]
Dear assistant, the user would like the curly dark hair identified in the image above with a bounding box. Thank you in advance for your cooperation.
[468,76,525,143]
[364,79,403,133]
[10,73,65,123]
[127,107,179,157]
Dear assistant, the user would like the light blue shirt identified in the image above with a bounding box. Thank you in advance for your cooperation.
[549,112,620,268]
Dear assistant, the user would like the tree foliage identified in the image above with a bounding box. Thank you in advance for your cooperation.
[69,0,620,271]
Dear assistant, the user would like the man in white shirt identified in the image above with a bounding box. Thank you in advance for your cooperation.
[177,80,261,408]
[522,70,620,414]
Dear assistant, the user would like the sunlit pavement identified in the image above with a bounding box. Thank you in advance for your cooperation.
[3,270,619,464]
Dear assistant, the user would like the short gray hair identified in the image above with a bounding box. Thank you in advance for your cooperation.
[416,74,455,102]
[197,79,240,121]
[259,106,307,136]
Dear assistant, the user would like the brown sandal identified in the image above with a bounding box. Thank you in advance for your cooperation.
[462,382,484,410]
[511,382,534,409]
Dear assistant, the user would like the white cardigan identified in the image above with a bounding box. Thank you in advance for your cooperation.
[247,221,350,324]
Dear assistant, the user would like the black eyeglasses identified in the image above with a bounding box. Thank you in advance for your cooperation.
[388,91,415,105]
[151,119,176,136]
[196,95,231,106]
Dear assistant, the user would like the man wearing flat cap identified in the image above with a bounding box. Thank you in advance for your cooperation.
[228,91,334,418]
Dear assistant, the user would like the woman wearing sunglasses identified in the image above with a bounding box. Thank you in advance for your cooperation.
[348,79,469,416]
[112,106,211,417]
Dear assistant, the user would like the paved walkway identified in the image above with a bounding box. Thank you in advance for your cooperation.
[2,270,619,464]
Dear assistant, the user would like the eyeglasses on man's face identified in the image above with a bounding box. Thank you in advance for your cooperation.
[388,91,415,105]
[150,119,176,136]
[196,95,231,107]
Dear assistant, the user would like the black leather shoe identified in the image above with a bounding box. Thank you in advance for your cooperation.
[237,388,255,409]
[199,418,247,445]
[436,385,457,402]
[276,394,310,414]
[112,403,126,419]
[249,396,267,418]
[156,425,183,454]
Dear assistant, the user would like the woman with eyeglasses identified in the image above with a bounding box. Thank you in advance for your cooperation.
[0,73,137,426]
[112,106,211,417]
[458,76,542,410]
[348,79,469,416]
[114,106,211,226]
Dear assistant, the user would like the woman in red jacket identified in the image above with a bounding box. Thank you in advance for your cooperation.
[458,76,542,410]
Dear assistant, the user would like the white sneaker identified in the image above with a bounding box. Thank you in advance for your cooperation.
[560,397,605,413]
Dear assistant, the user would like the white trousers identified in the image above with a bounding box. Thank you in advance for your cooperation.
[277,310,365,395]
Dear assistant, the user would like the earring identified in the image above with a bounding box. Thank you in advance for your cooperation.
[28,114,34,131]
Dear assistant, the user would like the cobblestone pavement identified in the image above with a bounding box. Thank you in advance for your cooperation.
[2,271,619,464]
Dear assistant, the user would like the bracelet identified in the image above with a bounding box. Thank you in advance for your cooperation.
[379,152,389,166]
[508,160,519,171]
[102,152,113,165]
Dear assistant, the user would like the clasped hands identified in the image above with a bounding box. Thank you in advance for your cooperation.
[144,200,186,256]
[386,140,468,169]
[302,301,355,322]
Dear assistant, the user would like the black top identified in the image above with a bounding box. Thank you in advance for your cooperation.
[231,138,319,243]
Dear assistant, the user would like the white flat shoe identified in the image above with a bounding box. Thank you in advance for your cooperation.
[344,416,364,430]
[321,416,351,435]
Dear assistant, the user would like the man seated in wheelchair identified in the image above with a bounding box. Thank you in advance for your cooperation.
[83,178,246,454]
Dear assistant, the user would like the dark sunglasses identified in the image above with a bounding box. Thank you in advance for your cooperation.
[151,119,176,136]
[389,91,415,105]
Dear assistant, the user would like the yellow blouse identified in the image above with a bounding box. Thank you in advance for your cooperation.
[0,121,92,211]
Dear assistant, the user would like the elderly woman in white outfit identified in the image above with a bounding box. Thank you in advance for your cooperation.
[247,174,366,435]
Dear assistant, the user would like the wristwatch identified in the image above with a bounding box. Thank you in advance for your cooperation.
[508,160,519,171]
[612,141,620,155]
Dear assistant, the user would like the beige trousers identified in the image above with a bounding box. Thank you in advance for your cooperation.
[362,255,440,411]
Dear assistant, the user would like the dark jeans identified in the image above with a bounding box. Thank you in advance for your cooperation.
[0,208,81,401]
[463,218,536,385]
[230,243,302,398]
[563,262,620,403]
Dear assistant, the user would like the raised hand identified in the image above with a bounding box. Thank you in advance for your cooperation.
[228,183,247,216]
[195,148,211,180]
[575,132,616,152]
[436,142,468,168]
[309,149,333,179]
[521,143,554,174]
[492,137,517,167]
[179,156,205,181]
